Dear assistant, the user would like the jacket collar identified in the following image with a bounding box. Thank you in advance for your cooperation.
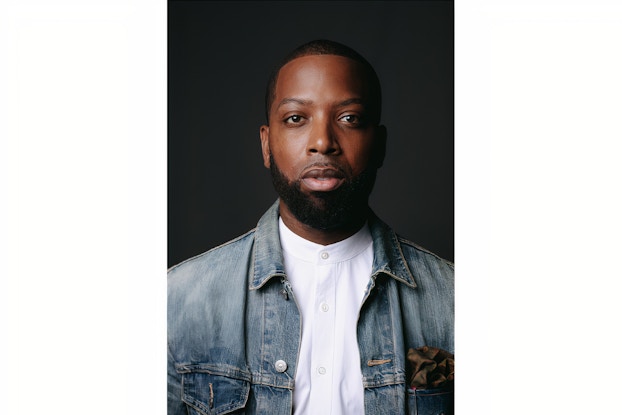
[249,200,416,290]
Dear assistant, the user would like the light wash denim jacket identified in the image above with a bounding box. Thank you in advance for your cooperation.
[168,201,454,415]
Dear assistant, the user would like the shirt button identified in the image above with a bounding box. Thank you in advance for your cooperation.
[320,251,329,260]
[320,302,329,312]
[275,360,287,373]
[317,366,326,375]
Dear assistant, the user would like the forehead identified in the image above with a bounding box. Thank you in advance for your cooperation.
[274,54,371,103]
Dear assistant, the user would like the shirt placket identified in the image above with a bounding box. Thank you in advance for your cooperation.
[309,248,337,413]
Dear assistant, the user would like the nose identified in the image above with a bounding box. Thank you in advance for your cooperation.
[307,117,340,156]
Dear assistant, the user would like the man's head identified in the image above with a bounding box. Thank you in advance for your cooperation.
[260,40,386,240]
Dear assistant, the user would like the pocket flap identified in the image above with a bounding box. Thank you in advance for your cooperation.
[181,366,250,415]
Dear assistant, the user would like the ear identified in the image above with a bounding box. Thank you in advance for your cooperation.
[373,125,387,168]
[260,125,271,169]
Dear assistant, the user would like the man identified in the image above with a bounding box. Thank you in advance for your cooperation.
[168,40,454,415]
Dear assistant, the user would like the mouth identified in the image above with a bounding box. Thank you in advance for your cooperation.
[300,167,346,192]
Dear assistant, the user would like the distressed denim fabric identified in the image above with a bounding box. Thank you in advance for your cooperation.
[168,200,454,415]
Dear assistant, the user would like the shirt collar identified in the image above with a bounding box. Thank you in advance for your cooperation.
[249,200,416,290]
[278,217,372,265]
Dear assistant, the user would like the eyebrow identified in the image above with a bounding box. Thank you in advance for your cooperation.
[276,97,366,109]
[276,98,313,109]
[335,98,365,107]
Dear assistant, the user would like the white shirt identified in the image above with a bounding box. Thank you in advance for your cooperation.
[278,218,373,415]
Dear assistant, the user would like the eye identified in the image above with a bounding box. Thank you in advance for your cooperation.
[339,114,362,126]
[285,114,304,124]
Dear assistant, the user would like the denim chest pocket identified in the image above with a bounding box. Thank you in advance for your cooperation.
[180,366,251,415]
[407,387,454,415]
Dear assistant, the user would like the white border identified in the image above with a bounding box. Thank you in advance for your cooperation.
[456,1,622,413]
[1,1,166,414]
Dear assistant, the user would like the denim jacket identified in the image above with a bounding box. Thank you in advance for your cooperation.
[168,201,454,415]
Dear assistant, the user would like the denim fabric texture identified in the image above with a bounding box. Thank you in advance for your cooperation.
[168,200,454,415]
[408,387,453,415]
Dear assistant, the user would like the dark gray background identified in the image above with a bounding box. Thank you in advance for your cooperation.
[168,0,453,268]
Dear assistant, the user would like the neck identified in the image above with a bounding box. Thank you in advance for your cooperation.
[278,200,367,245]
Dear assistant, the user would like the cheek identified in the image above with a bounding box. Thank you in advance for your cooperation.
[269,126,310,162]
[270,141,305,178]
[342,138,376,172]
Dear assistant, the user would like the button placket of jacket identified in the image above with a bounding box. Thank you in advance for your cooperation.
[260,276,301,388]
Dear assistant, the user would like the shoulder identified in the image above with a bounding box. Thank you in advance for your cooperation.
[367,212,453,287]
[167,228,257,291]
[395,236,454,293]
[397,236,454,272]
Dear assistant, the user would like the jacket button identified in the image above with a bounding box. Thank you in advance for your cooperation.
[275,360,287,373]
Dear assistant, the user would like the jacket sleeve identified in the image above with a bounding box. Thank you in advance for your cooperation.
[168,343,186,415]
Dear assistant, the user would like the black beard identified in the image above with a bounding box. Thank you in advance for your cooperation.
[269,154,376,230]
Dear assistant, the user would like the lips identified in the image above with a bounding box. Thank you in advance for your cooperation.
[300,167,346,192]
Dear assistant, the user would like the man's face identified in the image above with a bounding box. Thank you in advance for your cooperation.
[260,54,385,230]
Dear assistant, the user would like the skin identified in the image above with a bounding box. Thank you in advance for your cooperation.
[260,54,386,245]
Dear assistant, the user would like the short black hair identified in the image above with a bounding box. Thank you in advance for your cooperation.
[264,39,382,125]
